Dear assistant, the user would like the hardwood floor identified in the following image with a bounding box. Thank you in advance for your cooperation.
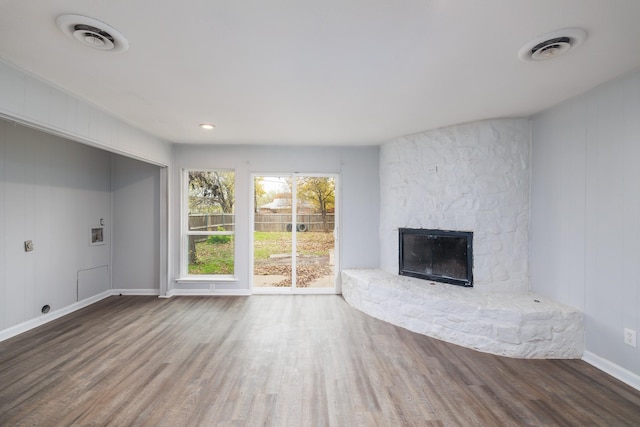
[1,295,639,426]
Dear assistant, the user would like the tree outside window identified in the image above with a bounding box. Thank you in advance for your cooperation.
[185,170,235,275]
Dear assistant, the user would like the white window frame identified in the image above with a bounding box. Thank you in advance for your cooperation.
[180,168,235,279]
[250,172,340,294]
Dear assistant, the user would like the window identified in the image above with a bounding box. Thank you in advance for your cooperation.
[183,170,235,277]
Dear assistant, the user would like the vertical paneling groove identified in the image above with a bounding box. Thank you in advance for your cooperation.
[0,121,112,329]
[0,61,171,166]
[5,123,27,325]
[531,70,640,377]
[0,121,6,330]
[23,125,37,319]
[35,134,54,312]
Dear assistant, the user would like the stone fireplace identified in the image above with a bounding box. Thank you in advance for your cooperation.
[380,118,530,292]
[341,118,583,359]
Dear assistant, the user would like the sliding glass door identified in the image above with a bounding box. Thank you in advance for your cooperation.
[252,174,337,293]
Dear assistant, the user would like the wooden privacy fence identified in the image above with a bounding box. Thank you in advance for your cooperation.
[189,213,235,232]
[189,213,335,232]
[254,213,335,232]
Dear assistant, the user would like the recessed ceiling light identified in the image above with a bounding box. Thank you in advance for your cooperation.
[518,28,587,62]
[200,123,215,130]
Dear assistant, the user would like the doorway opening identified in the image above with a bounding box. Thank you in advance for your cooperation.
[252,174,338,294]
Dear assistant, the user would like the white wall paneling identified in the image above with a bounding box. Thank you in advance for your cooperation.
[0,60,25,115]
[111,155,161,291]
[0,121,5,330]
[0,58,170,335]
[0,120,165,338]
[0,59,172,167]
[0,120,111,329]
[531,69,640,379]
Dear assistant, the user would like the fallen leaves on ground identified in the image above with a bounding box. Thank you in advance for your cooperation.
[254,263,333,287]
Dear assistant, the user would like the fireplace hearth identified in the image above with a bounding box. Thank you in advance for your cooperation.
[342,269,584,359]
[399,228,473,287]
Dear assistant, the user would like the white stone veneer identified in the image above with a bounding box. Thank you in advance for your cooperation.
[342,269,584,359]
[352,118,584,358]
[380,118,530,292]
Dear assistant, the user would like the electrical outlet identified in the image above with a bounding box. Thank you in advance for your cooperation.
[24,240,34,252]
[624,328,637,347]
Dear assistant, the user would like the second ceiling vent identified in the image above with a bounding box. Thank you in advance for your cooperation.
[56,14,129,53]
[518,28,587,61]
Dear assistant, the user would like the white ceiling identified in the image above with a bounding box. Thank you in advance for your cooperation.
[1,1,639,146]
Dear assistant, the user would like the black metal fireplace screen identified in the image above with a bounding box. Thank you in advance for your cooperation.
[399,228,473,287]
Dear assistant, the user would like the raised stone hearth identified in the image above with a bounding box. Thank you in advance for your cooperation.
[341,269,584,359]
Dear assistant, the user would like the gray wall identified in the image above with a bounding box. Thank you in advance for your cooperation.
[0,60,170,334]
[0,120,111,331]
[111,155,161,291]
[530,70,640,377]
[0,121,163,336]
[171,144,380,291]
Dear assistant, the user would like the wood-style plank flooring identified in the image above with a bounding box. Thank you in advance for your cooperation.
[1,295,639,426]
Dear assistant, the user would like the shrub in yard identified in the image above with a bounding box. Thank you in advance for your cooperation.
[207,234,231,244]
[207,227,231,244]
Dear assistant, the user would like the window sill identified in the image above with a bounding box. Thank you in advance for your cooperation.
[175,276,237,284]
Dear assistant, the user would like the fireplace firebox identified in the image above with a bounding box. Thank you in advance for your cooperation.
[399,228,473,287]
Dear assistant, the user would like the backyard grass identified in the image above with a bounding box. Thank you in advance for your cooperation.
[253,231,333,259]
[188,237,234,275]
[188,231,334,275]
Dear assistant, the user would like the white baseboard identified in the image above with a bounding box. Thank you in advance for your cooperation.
[1,287,283,343]
[0,289,163,343]
[583,351,640,391]
[166,288,251,297]
[0,290,112,343]
[112,288,160,296]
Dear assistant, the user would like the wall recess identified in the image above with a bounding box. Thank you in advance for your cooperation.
[89,226,104,246]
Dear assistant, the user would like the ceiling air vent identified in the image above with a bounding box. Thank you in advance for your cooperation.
[56,14,129,53]
[518,28,586,62]
[530,37,572,60]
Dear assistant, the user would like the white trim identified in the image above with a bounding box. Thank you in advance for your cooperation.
[175,276,237,284]
[334,173,341,294]
[180,168,236,279]
[0,290,112,342]
[0,112,169,167]
[0,285,260,343]
[166,288,251,297]
[249,172,339,294]
[159,166,169,297]
[291,176,298,288]
[180,169,187,277]
[252,287,338,295]
[188,231,234,236]
[112,288,160,296]
[583,351,640,391]
[89,225,105,246]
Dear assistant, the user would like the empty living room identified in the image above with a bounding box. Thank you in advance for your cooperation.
[1,1,640,425]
